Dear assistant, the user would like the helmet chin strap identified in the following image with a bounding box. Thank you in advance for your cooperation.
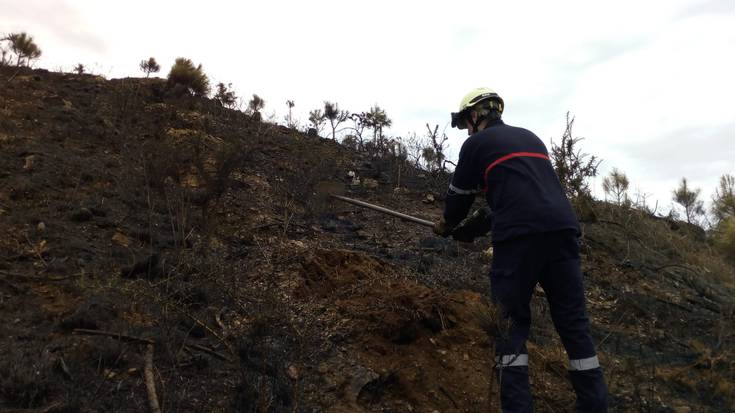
[469,113,485,133]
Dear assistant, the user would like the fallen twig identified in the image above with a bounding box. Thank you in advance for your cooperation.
[0,277,26,294]
[598,310,629,349]
[72,328,154,344]
[438,385,458,409]
[0,400,64,413]
[0,269,77,282]
[7,67,22,82]
[186,343,230,362]
[144,344,163,413]
[24,233,48,268]
[183,312,234,355]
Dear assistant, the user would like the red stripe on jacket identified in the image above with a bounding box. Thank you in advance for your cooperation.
[483,152,550,192]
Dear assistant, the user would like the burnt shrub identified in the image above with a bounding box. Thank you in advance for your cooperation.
[0,349,51,408]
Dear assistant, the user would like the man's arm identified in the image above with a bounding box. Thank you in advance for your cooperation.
[435,139,482,236]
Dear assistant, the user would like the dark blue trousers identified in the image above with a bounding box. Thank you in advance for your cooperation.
[490,230,608,412]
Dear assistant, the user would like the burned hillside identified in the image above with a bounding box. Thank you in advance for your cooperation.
[1,66,734,413]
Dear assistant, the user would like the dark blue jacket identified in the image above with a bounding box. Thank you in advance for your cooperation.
[444,119,579,242]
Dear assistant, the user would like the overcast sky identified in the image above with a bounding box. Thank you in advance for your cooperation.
[2,0,733,216]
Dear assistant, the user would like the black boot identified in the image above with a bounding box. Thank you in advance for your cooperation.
[498,366,533,413]
[569,368,608,412]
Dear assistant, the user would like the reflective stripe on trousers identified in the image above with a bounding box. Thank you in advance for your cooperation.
[569,355,600,371]
[495,354,529,368]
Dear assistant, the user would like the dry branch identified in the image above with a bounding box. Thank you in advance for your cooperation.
[73,328,230,361]
[72,328,154,344]
[186,343,230,362]
[144,344,163,413]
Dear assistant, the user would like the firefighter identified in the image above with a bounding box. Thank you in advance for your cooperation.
[435,88,608,412]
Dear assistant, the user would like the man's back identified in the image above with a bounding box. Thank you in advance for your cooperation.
[447,119,579,242]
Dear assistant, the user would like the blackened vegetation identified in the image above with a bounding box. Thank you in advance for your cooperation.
[550,113,601,203]
[0,66,733,412]
[234,317,299,412]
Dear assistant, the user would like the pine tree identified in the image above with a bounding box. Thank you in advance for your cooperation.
[139,57,160,78]
[285,100,296,128]
[712,174,735,225]
[248,94,265,115]
[364,105,392,146]
[308,109,325,135]
[602,168,630,206]
[3,32,42,67]
[549,113,601,200]
[323,101,349,141]
[672,177,704,225]
[167,57,210,96]
[214,83,237,108]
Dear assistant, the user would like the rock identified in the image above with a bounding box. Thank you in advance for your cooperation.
[317,362,329,374]
[363,178,379,189]
[59,296,118,331]
[36,221,46,231]
[112,231,131,247]
[70,208,93,222]
[420,237,448,252]
[120,253,161,279]
[346,366,379,403]
[422,193,435,204]
[286,365,299,380]
[347,171,361,186]
[23,155,36,170]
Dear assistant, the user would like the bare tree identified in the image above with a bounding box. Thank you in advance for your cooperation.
[140,57,161,78]
[3,32,42,67]
[673,177,704,225]
[308,109,326,135]
[0,44,9,66]
[346,112,369,149]
[285,100,296,128]
[323,101,349,141]
[423,124,449,172]
[403,132,426,169]
[602,168,630,206]
[549,112,601,200]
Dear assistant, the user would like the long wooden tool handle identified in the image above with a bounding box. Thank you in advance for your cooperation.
[331,194,435,227]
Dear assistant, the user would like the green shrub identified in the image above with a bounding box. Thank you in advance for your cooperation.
[167,57,210,96]
[714,216,735,262]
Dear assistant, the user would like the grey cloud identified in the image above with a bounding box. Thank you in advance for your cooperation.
[570,37,647,69]
[618,121,735,183]
[0,0,107,54]
[678,0,735,18]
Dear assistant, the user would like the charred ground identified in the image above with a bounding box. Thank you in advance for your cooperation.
[1,67,734,412]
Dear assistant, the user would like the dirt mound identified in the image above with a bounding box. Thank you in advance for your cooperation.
[297,249,497,412]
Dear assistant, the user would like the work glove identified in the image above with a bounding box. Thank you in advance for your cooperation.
[451,207,492,242]
[433,217,453,238]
